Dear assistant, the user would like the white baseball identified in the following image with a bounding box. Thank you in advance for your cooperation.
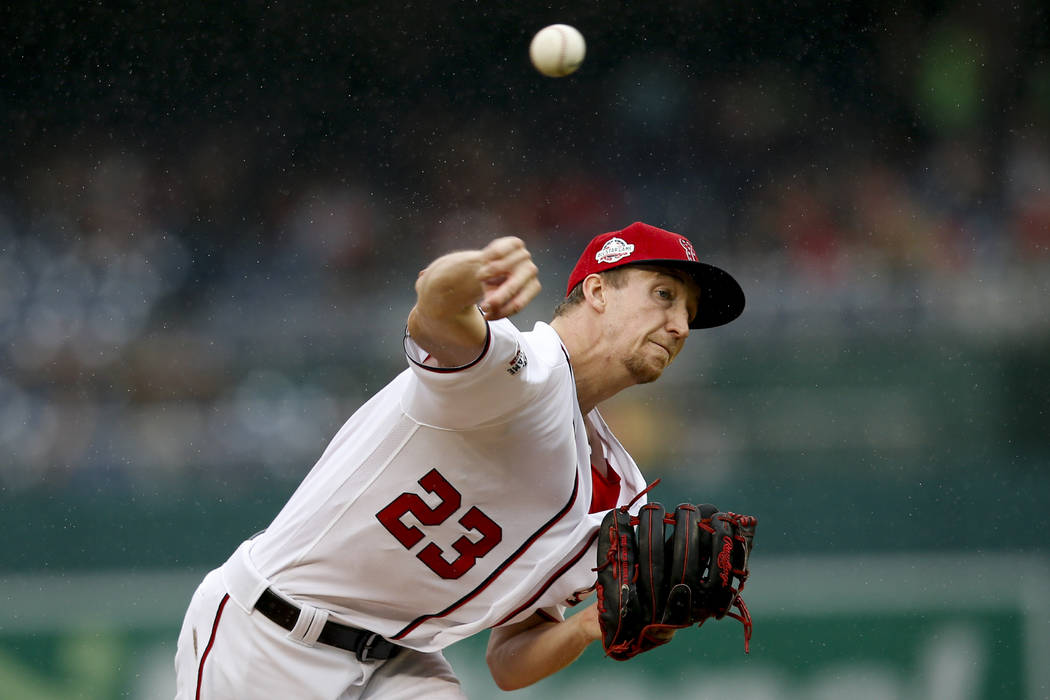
[529,24,586,78]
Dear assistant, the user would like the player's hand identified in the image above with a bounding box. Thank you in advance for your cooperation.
[477,237,541,320]
[570,601,604,643]
[409,236,540,367]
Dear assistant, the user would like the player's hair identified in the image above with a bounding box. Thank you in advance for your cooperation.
[553,267,630,318]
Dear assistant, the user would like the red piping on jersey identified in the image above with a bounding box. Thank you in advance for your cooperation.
[195,593,230,700]
[391,472,581,640]
[491,528,600,627]
[404,316,492,373]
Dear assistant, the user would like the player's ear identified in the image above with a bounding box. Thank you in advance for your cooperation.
[581,274,607,315]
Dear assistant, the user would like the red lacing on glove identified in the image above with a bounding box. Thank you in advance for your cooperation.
[593,478,662,539]
[623,478,660,511]
[592,523,622,575]
[725,595,753,653]
[717,511,755,652]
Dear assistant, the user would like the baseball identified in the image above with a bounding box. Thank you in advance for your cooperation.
[529,24,586,78]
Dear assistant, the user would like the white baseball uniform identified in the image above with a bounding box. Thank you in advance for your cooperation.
[175,318,648,699]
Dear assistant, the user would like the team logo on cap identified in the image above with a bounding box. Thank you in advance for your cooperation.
[678,238,698,262]
[595,237,635,264]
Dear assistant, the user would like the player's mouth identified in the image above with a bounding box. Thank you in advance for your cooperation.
[649,340,672,362]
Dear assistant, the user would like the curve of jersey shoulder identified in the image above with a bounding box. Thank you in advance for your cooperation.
[401,318,571,430]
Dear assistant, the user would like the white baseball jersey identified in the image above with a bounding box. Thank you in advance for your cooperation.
[242,318,647,652]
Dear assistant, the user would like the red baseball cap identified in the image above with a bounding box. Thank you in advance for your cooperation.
[565,222,745,329]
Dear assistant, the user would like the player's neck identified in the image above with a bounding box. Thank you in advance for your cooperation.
[550,316,633,413]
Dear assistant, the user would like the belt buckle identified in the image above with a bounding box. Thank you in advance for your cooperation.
[356,632,380,662]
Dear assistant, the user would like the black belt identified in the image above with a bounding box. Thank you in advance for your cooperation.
[254,588,401,661]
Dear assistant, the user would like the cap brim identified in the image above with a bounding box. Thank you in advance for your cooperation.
[643,260,745,329]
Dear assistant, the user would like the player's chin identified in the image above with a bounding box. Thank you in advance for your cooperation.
[625,356,665,385]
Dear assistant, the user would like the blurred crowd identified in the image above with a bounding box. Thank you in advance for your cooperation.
[1,2,1047,492]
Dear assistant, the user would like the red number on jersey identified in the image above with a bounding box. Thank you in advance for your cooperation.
[376,469,461,549]
[376,469,503,579]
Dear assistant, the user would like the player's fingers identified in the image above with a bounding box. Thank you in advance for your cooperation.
[504,277,543,316]
[483,275,541,319]
[479,237,531,274]
[480,236,528,263]
[478,242,533,283]
[480,249,538,306]
[483,278,540,320]
[648,628,676,642]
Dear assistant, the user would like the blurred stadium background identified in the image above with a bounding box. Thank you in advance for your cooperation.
[2,1,1048,698]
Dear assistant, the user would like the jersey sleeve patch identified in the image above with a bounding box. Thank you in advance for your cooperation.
[506,346,528,376]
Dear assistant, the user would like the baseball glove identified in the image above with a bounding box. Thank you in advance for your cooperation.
[594,501,756,660]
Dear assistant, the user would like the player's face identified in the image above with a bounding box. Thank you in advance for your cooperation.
[605,267,698,384]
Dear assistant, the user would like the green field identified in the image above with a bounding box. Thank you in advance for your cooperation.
[1,554,1045,699]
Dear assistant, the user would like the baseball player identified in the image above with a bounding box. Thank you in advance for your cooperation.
[174,221,745,699]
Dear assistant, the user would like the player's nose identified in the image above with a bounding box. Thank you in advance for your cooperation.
[667,304,691,339]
